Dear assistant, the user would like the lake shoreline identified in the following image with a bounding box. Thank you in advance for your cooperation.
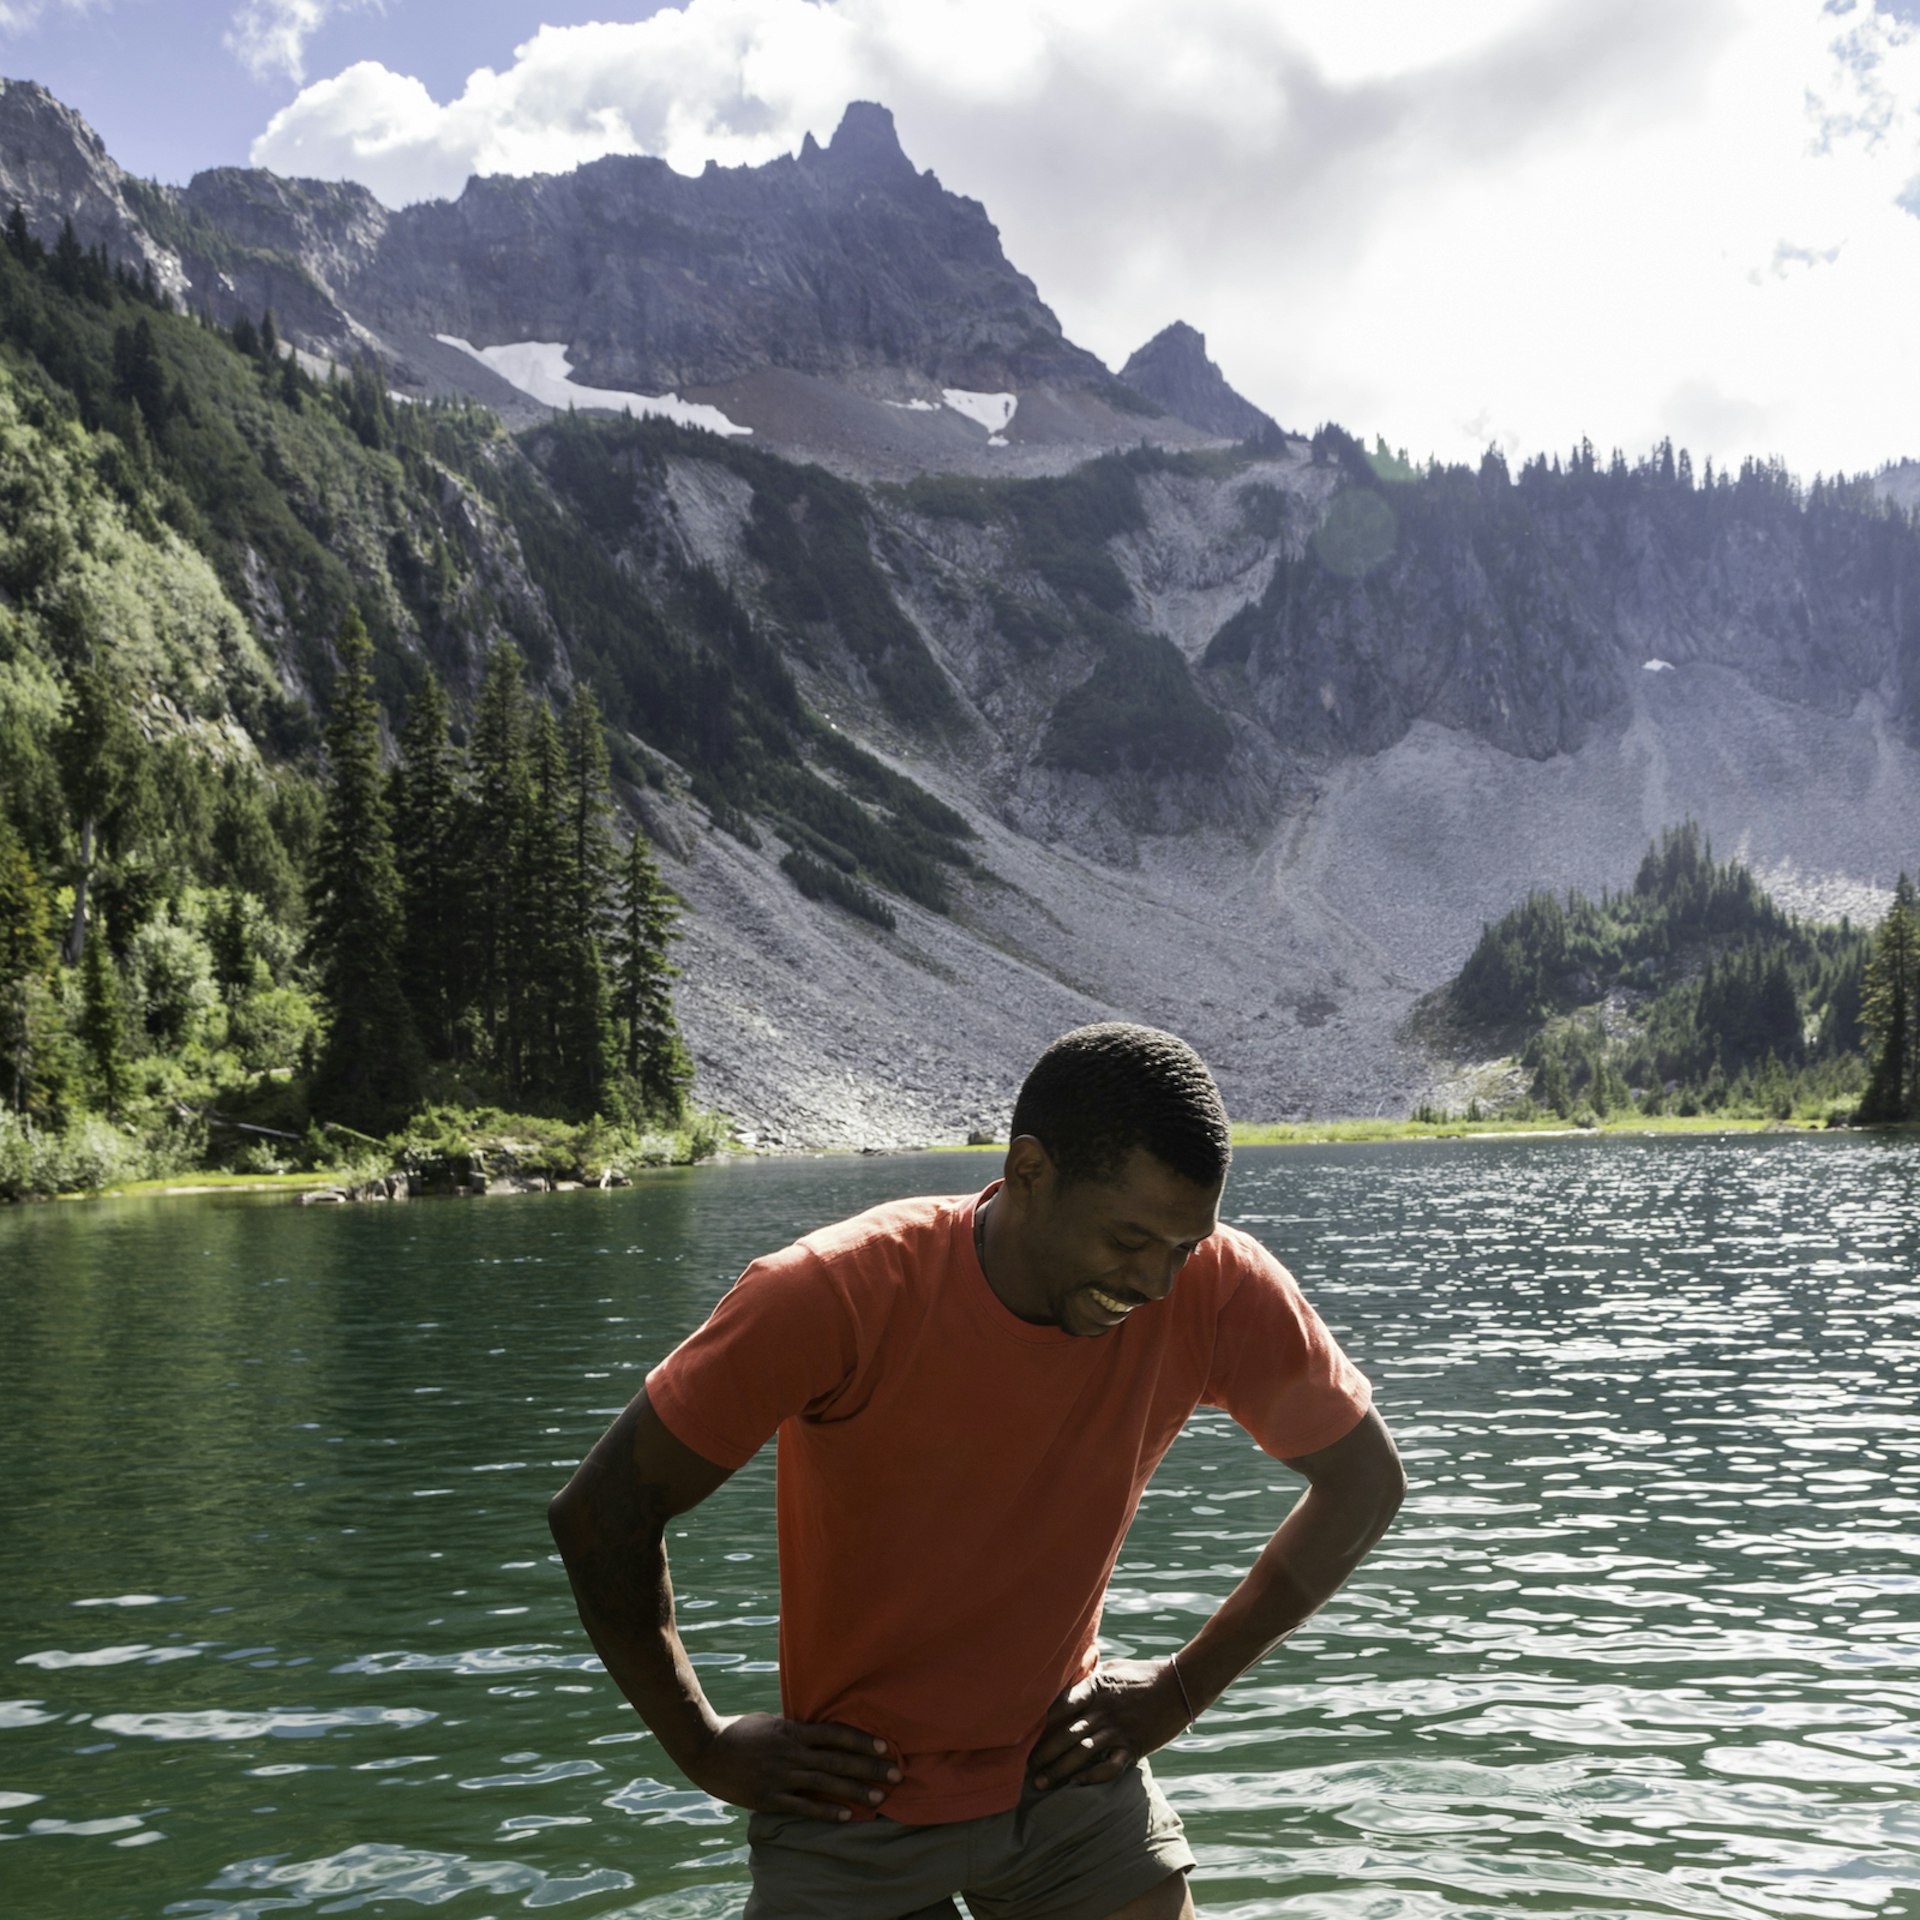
[27,1110,1910,1207]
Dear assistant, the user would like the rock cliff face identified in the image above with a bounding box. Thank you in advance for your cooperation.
[0,85,1209,472]
[358,103,1110,396]
[0,78,187,295]
[1120,322,1276,441]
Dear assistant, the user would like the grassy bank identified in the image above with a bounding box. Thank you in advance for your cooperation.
[4,1103,731,1203]
[1228,1113,1822,1145]
[934,1112,1846,1156]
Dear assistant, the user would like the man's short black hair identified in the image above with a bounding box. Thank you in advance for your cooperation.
[1009,1023,1231,1190]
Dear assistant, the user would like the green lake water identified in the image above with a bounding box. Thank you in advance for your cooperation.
[2,1135,1917,1920]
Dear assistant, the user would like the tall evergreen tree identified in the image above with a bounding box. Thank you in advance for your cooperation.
[392,672,468,1062]
[308,609,422,1130]
[78,928,127,1117]
[465,644,533,1089]
[610,824,692,1122]
[1859,875,1918,1122]
[517,700,568,1103]
[0,814,54,1114]
[53,657,141,967]
[554,687,618,1114]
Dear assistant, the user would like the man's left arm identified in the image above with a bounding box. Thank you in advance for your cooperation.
[1029,1406,1406,1789]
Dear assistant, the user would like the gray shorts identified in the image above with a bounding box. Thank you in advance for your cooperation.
[742,1758,1193,1920]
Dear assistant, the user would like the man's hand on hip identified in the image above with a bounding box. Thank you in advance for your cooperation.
[1028,1660,1189,1791]
[687,1712,901,1820]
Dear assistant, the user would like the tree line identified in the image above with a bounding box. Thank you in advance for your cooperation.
[309,612,692,1135]
[1447,824,1918,1123]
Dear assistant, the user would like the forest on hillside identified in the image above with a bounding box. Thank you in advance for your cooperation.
[0,216,724,1196]
[4,205,1917,1198]
[1436,824,1919,1125]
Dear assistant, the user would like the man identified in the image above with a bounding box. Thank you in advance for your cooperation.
[549,1023,1405,1920]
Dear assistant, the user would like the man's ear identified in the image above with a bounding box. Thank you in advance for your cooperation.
[1001,1133,1053,1204]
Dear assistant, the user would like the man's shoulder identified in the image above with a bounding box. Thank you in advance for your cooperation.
[1184,1219,1300,1306]
[784,1190,970,1276]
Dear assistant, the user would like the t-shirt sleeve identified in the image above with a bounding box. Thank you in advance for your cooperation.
[1202,1231,1371,1460]
[645,1245,858,1470]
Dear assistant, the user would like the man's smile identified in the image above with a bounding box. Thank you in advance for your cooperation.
[1085,1286,1139,1318]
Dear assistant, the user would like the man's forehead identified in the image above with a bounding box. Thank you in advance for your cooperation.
[1093,1150,1223,1233]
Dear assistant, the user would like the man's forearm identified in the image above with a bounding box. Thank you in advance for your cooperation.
[1175,1469,1402,1714]
[551,1504,722,1772]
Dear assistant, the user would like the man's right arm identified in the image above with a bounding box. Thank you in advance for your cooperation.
[547,1386,900,1821]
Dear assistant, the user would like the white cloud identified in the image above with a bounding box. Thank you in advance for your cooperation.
[0,0,107,35]
[249,0,1920,476]
[225,0,345,85]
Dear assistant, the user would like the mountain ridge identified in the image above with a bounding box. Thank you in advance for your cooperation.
[1,81,1236,476]
[0,79,1916,1149]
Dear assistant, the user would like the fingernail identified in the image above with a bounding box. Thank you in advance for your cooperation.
[1033,1775,1048,1789]
[868,1789,883,1804]
[886,1768,902,1783]
[872,1738,887,1753]
[837,1809,851,1821]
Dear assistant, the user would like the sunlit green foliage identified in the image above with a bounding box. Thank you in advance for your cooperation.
[1446,823,1886,1121]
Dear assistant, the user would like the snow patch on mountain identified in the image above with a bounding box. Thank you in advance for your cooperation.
[942,389,1016,435]
[434,338,751,436]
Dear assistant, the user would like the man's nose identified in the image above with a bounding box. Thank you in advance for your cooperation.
[1131,1248,1189,1301]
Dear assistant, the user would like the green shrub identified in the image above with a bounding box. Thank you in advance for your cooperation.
[780,849,896,929]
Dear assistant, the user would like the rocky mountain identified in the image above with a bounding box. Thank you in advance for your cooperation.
[1120,321,1277,441]
[2,77,1916,1146]
[0,83,1217,478]
[0,77,186,297]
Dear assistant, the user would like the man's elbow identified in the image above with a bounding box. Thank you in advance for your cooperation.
[548,1480,590,1562]
[1347,1414,1408,1541]
[1371,1457,1409,1536]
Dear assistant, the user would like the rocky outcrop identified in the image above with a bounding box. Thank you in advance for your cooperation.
[1,84,1175,466]
[344,102,1109,396]
[0,77,187,295]
[1119,322,1275,441]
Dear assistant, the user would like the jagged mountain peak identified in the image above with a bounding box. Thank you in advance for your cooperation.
[0,75,105,154]
[0,73,189,294]
[1119,319,1276,442]
[825,101,912,170]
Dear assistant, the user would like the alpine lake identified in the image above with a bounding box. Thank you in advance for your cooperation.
[2,1134,1916,1920]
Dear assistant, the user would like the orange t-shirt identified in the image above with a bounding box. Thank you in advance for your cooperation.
[645,1183,1370,1824]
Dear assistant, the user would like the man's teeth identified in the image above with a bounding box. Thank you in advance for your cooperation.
[1088,1288,1133,1314]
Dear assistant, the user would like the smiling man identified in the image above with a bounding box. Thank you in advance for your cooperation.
[549,1023,1405,1919]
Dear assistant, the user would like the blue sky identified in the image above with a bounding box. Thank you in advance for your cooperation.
[0,2,679,183]
[4,2,1920,477]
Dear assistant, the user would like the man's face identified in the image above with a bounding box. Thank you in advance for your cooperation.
[1013,1145,1223,1337]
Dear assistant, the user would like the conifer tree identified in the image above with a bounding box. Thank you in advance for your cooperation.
[308,609,422,1130]
[392,672,467,1061]
[465,644,533,1088]
[0,814,54,1113]
[78,929,127,1117]
[610,825,692,1121]
[517,700,568,1102]
[553,687,617,1114]
[53,658,140,967]
[208,886,254,1002]
[1859,875,1918,1122]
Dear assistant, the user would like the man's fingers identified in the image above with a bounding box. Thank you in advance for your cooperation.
[766,1791,857,1822]
[787,1766,886,1806]
[1033,1727,1113,1789]
[790,1722,900,1782]
[1067,1745,1130,1786]
[1041,1685,1091,1730]
[802,1719,892,1754]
